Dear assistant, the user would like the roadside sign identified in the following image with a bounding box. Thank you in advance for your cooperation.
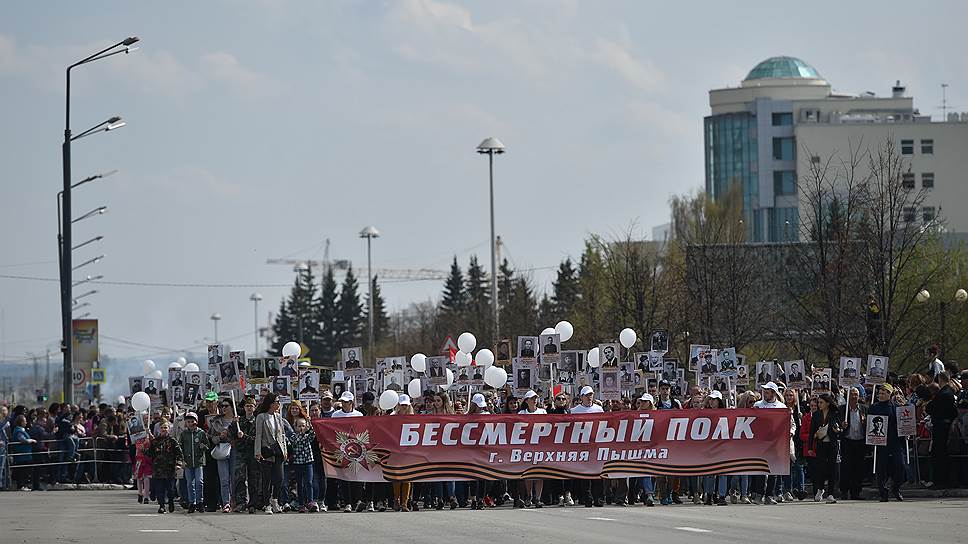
[72,367,88,387]
[439,335,458,355]
[90,368,106,385]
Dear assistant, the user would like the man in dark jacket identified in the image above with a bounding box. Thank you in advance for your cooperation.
[926,372,958,487]
[839,387,868,500]
[869,384,905,501]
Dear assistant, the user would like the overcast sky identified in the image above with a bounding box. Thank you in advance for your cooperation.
[2,0,966,364]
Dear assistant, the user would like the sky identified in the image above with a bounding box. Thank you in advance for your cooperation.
[2,0,966,366]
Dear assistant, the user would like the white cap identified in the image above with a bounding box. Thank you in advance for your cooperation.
[471,393,487,408]
[760,381,780,394]
[338,391,355,402]
[708,390,723,400]
[185,412,198,420]
[580,385,595,396]
[638,393,654,403]
[523,390,538,400]
[398,394,411,405]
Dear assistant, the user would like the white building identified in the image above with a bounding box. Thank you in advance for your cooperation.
[705,56,968,242]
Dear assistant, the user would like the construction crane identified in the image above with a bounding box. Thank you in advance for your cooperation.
[267,239,448,282]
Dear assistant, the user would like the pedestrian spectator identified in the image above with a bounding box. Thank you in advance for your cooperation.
[927,372,958,487]
[233,396,260,513]
[207,398,236,513]
[10,414,38,491]
[288,417,319,513]
[255,393,288,515]
[869,384,905,501]
[133,428,153,504]
[839,386,867,500]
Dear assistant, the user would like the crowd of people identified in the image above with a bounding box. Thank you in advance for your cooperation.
[1,362,966,516]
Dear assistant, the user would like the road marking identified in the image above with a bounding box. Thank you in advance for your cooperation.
[867,525,894,530]
[675,527,712,533]
[128,514,159,517]
[139,530,179,533]
[587,517,617,521]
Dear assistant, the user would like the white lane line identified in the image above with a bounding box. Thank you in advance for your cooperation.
[587,517,617,521]
[139,530,179,533]
[867,525,894,530]
[675,527,712,533]
[128,514,159,517]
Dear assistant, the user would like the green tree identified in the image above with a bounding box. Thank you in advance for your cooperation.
[497,258,515,340]
[439,257,466,335]
[572,241,610,347]
[315,268,340,364]
[270,299,295,356]
[551,257,580,322]
[335,266,364,353]
[363,274,390,344]
[503,276,539,340]
[464,255,491,345]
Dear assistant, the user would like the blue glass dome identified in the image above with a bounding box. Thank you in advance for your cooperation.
[745,57,822,81]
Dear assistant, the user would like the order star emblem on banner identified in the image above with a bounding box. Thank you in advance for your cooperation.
[334,429,380,471]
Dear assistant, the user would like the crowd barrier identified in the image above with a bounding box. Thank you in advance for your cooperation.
[2,436,130,490]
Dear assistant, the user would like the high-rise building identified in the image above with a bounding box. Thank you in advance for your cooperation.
[705,56,968,242]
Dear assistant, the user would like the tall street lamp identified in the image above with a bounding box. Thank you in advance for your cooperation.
[360,226,380,365]
[211,313,222,343]
[476,137,505,345]
[60,36,138,404]
[249,293,263,355]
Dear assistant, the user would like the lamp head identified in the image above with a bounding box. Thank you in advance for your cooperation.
[359,226,380,238]
[122,36,140,46]
[476,137,506,154]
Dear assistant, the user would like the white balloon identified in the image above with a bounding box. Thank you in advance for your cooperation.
[555,321,574,342]
[282,341,301,358]
[410,353,427,373]
[619,328,637,349]
[457,332,477,353]
[408,378,422,398]
[916,289,930,303]
[176,356,187,365]
[957,288,968,303]
[183,363,200,372]
[142,359,156,375]
[587,347,600,368]
[476,349,494,367]
[541,327,556,336]
[484,366,508,389]
[150,370,163,380]
[168,361,183,370]
[131,392,150,412]
[441,368,454,391]
[117,395,126,405]
[378,390,400,411]
[455,351,472,367]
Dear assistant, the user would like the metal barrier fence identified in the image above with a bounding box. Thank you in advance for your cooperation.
[2,436,130,490]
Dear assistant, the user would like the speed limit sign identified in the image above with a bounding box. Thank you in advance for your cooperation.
[72,368,88,387]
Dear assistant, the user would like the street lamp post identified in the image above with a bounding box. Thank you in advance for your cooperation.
[250,293,263,355]
[917,288,968,359]
[211,313,222,343]
[360,226,380,365]
[60,36,138,404]
[476,137,505,346]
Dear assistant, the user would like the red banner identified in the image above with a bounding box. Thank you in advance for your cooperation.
[313,409,790,482]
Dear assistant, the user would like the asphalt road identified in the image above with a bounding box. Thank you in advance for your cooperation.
[1,490,965,544]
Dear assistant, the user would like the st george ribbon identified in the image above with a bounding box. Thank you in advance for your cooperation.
[313,409,791,482]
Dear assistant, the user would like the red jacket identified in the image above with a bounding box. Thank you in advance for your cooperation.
[800,412,815,457]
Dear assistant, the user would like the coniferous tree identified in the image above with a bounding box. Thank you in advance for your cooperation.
[270,299,295,356]
[537,293,555,329]
[464,255,491,345]
[551,257,580,322]
[335,267,364,353]
[363,274,390,344]
[497,258,516,340]
[315,268,340,364]
[573,241,610,348]
[503,276,539,340]
[439,257,466,334]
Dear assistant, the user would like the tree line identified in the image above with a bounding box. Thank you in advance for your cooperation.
[271,138,968,374]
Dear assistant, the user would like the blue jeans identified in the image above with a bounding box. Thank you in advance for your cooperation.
[293,463,314,505]
[216,458,232,506]
[704,475,727,497]
[731,475,749,496]
[781,462,805,494]
[312,462,326,505]
[431,481,456,501]
[639,477,655,495]
[59,437,78,482]
[185,467,204,505]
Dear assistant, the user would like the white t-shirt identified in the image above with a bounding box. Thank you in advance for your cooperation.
[930,358,945,377]
[570,403,604,414]
[753,399,786,409]
[332,410,363,418]
[518,408,547,415]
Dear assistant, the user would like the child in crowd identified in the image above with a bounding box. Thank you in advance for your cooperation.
[133,428,153,504]
[289,417,319,513]
[178,412,210,513]
[146,418,182,514]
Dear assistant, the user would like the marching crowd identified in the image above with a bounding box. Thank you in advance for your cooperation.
[2,362,967,516]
